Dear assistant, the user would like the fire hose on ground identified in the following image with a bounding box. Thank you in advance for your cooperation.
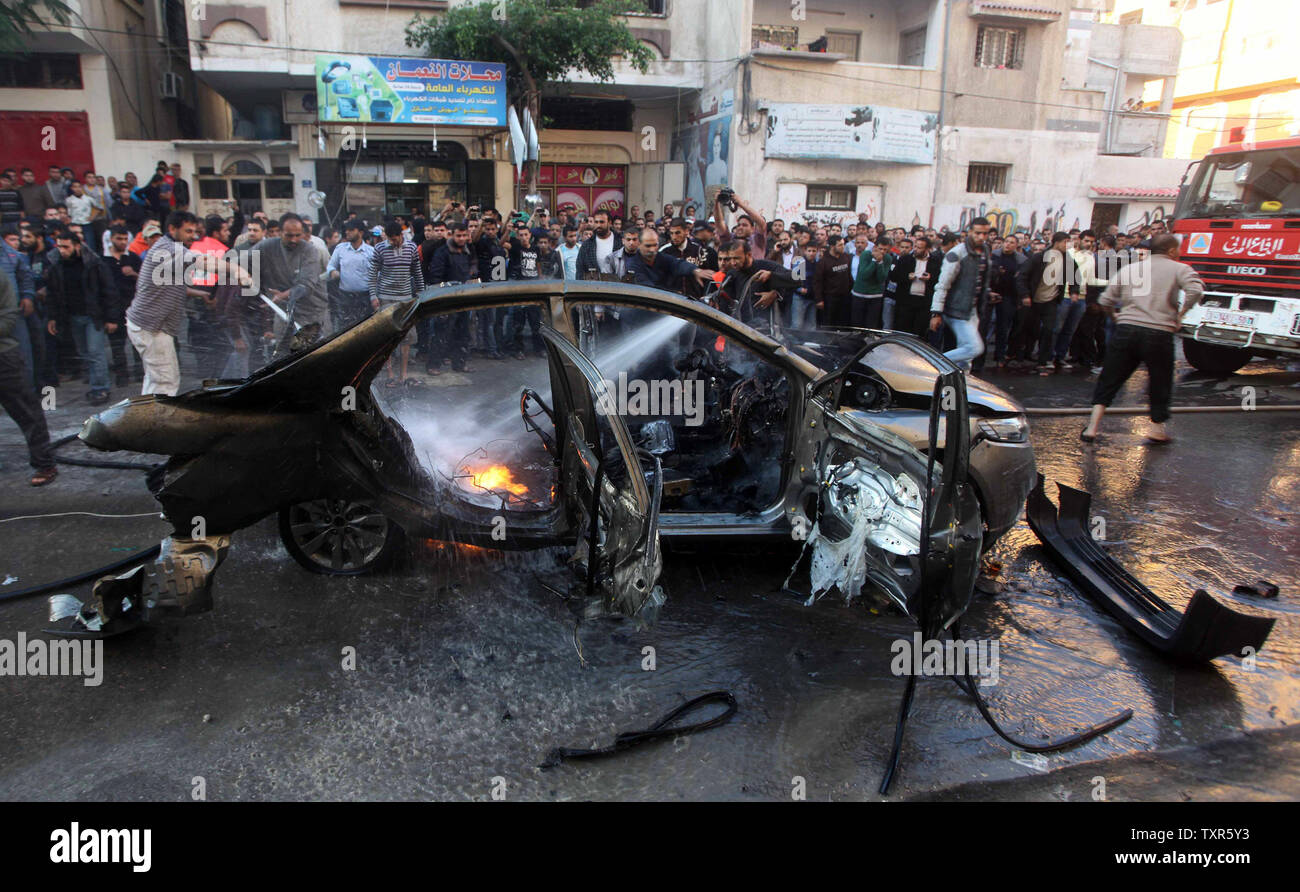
[0,433,161,605]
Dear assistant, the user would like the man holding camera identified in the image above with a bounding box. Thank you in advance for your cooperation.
[713,188,767,260]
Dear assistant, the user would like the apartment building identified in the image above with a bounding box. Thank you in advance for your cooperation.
[0,0,199,179]
[1108,0,1300,159]
[725,0,1188,234]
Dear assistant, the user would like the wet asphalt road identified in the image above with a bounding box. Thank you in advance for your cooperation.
[0,349,1296,801]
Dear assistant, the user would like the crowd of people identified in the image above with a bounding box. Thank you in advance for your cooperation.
[1,167,1195,487]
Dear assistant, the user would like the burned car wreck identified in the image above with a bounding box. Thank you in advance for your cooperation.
[65,281,1034,641]
[57,280,1136,791]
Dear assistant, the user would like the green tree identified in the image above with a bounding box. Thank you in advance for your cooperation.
[406,0,654,200]
[0,1,73,53]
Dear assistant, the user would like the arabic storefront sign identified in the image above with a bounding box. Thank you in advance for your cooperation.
[316,55,507,127]
[764,103,937,165]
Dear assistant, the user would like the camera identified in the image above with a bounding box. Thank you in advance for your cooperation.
[717,187,738,212]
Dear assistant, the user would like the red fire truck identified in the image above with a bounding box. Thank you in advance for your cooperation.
[1172,136,1300,374]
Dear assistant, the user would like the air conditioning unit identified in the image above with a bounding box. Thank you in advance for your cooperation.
[160,71,184,100]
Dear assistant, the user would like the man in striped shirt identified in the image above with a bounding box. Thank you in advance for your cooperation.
[369,221,425,385]
[126,212,200,395]
[128,211,253,395]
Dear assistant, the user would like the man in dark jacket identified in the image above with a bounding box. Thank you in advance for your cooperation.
[110,184,146,234]
[1013,230,1079,370]
[715,237,796,335]
[658,218,705,298]
[890,236,939,339]
[977,232,1024,370]
[0,172,24,225]
[44,229,121,404]
[0,268,57,484]
[428,222,479,371]
[626,227,713,293]
[812,236,854,326]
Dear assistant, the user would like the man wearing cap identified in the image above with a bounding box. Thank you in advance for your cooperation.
[129,220,163,256]
[529,209,550,244]
[692,222,719,272]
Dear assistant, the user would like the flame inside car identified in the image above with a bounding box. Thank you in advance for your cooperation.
[467,463,529,497]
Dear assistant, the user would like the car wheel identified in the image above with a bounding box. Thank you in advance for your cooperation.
[278,498,404,575]
[1181,337,1251,375]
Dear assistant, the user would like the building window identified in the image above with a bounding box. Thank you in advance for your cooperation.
[197,179,229,200]
[807,186,856,211]
[544,97,634,132]
[264,179,295,199]
[160,0,188,49]
[974,26,1025,70]
[0,53,82,89]
[967,163,1010,194]
[578,0,662,11]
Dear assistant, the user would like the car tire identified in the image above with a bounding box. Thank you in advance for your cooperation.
[278,498,404,575]
[1181,337,1252,375]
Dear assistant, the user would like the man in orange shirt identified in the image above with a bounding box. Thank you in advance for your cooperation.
[128,221,161,256]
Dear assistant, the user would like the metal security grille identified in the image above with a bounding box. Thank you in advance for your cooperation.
[974,26,1025,69]
[807,187,857,211]
[967,164,1010,194]
[752,24,800,49]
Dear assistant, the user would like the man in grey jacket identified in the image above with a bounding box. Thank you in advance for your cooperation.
[250,213,330,334]
[1081,234,1204,445]
[929,217,992,370]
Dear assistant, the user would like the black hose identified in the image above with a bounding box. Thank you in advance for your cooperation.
[0,433,164,605]
[952,671,1134,753]
[540,690,738,769]
[0,544,161,605]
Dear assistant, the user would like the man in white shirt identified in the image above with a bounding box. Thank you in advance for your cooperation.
[64,180,94,226]
[848,232,874,273]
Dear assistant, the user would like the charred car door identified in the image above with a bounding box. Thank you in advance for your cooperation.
[541,327,665,622]
[789,333,983,638]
